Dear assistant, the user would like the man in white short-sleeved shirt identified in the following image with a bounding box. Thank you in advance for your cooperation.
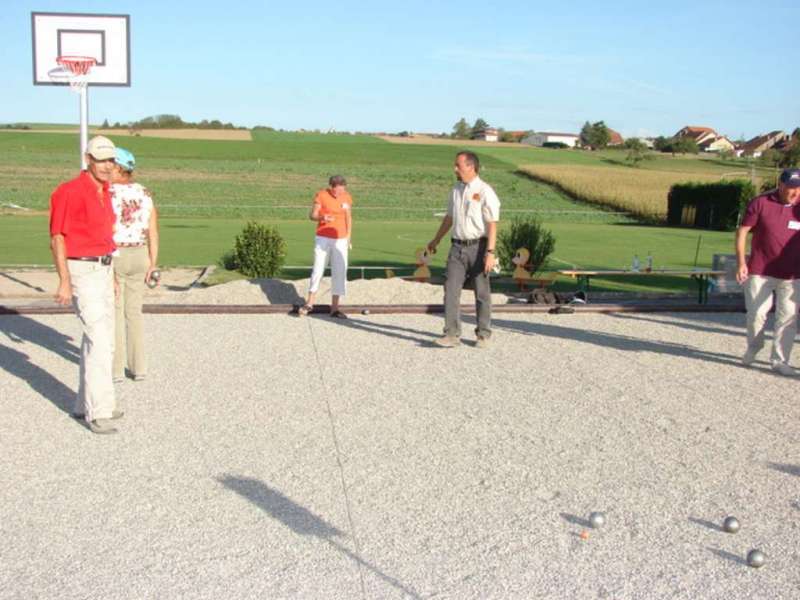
[427,151,501,348]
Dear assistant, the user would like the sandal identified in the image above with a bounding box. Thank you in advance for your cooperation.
[296,304,313,317]
[329,310,348,319]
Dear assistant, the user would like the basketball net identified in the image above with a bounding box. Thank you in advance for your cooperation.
[49,56,96,92]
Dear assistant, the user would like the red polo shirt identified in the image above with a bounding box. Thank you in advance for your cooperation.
[741,190,800,279]
[50,171,116,257]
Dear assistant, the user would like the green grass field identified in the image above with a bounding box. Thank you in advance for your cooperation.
[0,130,742,292]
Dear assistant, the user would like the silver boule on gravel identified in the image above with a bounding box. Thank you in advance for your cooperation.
[361,309,370,315]
[746,549,765,568]
[722,516,740,533]
[588,512,606,529]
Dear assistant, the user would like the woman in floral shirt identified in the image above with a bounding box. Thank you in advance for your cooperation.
[111,148,159,382]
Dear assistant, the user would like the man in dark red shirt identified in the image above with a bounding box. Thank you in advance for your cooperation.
[50,136,123,433]
[736,168,800,376]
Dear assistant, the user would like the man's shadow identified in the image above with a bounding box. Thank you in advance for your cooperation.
[0,314,80,364]
[468,315,739,367]
[0,315,79,416]
[320,315,440,347]
[217,475,421,598]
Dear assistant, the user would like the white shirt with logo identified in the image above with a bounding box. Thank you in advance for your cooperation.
[447,176,501,240]
[111,182,154,245]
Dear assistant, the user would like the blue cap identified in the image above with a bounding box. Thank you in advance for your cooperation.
[115,147,136,172]
[779,168,800,188]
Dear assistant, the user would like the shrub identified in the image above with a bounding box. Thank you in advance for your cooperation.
[666,179,756,231]
[231,221,287,278]
[497,216,556,275]
[542,141,568,149]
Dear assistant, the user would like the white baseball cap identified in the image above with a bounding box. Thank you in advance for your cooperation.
[86,136,116,160]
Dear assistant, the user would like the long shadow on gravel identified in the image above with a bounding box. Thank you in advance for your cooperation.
[0,342,75,414]
[608,313,747,339]
[217,475,421,599]
[485,316,739,367]
[766,463,800,477]
[321,316,439,346]
[0,315,80,364]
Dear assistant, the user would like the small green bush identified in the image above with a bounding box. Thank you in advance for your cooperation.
[231,221,286,278]
[497,216,556,275]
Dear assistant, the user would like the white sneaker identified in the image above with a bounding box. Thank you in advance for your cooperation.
[741,349,758,367]
[771,362,797,377]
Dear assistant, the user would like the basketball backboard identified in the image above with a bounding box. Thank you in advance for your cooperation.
[32,12,130,86]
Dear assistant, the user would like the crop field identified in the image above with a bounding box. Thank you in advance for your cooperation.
[521,163,725,220]
[0,129,746,291]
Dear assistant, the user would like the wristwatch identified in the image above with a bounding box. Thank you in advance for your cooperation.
[486,249,495,254]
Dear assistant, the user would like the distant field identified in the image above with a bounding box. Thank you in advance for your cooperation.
[0,130,628,222]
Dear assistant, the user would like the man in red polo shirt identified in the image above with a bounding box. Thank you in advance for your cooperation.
[50,135,122,433]
[736,168,800,377]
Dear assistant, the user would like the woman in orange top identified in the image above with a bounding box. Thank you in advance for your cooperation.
[297,175,353,317]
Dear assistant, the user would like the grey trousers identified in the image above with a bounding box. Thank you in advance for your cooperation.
[444,240,492,339]
[744,275,800,365]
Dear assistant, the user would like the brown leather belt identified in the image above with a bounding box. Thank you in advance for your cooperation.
[451,237,486,246]
[67,255,113,265]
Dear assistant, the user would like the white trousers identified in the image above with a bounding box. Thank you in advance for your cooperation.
[744,275,800,366]
[68,260,117,420]
[308,236,349,297]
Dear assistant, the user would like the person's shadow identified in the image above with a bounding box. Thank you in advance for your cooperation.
[217,475,421,598]
[321,315,440,347]
[471,315,739,367]
[0,315,79,416]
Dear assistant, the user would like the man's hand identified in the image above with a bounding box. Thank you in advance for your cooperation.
[426,240,438,255]
[736,263,749,284]
[484,252,496,274]
[145,266,159,288]
[55,280,72,306]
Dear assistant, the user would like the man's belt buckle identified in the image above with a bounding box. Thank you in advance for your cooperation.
[101,255,112,266]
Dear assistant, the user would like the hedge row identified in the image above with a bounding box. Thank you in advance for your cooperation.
[666,179,756,231]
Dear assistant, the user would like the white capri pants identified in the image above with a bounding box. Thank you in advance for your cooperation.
[309,235,349,296]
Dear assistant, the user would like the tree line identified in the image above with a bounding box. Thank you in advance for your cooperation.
[102,114,246,130]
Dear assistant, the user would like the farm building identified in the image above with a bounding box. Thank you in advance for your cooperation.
[521,132,580,147]
[607,128,624,146]
[700,136,735,153]
[472,128,499,142]
[674,125,718,146]
[740,131,788,158]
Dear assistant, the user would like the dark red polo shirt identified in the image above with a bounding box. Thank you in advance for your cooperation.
[741,191,800,279]
[50,171,116,257]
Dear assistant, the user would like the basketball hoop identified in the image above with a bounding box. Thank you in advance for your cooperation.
[48,56,96,92]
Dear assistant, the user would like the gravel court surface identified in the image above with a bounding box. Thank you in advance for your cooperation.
[0,311,798,599]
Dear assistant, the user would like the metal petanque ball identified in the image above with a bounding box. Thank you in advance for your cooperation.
[589,512,606,529]
[361,309,370,315]
[746,549,765,568]
[722,516,740,534]
[146,269,161,289]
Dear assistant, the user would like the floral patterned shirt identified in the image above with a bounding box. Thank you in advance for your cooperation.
[111,182,154,245]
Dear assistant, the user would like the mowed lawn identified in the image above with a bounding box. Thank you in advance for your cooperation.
[1,214,734,292]
[0,130,742,292]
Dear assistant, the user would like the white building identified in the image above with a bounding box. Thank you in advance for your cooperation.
[473,128,499,142]
[521,132,580,148]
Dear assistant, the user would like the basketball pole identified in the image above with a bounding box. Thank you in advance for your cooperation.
[79,85,89,170]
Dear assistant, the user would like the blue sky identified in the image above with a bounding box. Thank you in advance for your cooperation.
[4,0,799,138]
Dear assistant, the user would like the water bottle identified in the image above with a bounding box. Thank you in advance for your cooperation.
[631,255,640,272]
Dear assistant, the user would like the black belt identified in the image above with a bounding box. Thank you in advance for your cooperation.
[68,255,113,265]
[452,237,486,246]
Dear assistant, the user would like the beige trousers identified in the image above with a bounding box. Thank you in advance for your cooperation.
[744,275,800,365]
[113,246,149,379]
[68,259,116,420]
